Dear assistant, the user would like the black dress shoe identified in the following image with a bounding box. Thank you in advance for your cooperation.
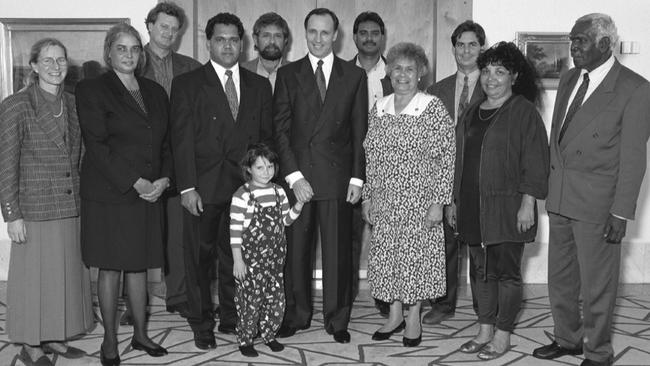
[581,358,613,366]
[217,324,236,335]
[265,340,285,352]
[239,345,259,357]
[372,320,406,340]
[276,325,297,338]
[130,338,168,357]
[333,330,351,343]
[100,347,121,366]
[533,341,583,359]
[41,343,86,359]
[402,333,422,347]
[193,330,217,350]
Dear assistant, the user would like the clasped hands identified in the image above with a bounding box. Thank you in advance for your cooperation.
[292,178,362,204]
[133,177,169,203]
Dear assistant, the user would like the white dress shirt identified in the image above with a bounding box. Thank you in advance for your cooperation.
[356,56,387,111]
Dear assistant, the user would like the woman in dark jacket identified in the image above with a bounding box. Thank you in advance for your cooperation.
[76,23,171,365]
[450,42,549,360]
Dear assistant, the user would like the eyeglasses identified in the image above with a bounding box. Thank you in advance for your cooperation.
[39,57,68,67]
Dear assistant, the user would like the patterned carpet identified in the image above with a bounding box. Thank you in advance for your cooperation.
[1,283,649,365]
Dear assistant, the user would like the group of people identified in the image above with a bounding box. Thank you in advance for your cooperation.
[0,2,648,366]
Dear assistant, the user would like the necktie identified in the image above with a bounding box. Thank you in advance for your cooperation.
[315,59,326,103]
[559,73,589,142]
[224,69,238,120]
[458,74,469,119]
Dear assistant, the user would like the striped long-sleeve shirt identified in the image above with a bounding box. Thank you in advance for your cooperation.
[229,183,301,248]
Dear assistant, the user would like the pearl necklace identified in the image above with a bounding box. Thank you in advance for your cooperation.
[53,99,63,118]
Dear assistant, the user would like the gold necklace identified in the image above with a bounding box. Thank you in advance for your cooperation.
[53,99,63,118]
[478,106,500,121]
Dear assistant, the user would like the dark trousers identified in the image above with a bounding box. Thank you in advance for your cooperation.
[283,199,353,334]
[548,213,620,363]
[164,194,186,306]
[182,202,236,332]
[433,218,478,314]
[469,242,524,332]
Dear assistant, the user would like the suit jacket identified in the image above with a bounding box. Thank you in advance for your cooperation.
[170,63,273,204]
[143,49,202,82]
[76,71,172,203]
[274,55,368,200]
[427,72,484,121]
[0,85,82,222]
[348,55,393,96]
[546,60,650,223]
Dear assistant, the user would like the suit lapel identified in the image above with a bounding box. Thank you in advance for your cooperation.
[237,69,254,125]
[30,86,66,151]
[105,71,148,121]
[559,62,621,149]
[296,56,323,117]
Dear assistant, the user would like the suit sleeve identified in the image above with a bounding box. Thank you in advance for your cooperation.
[258,80,274,148]
[75,81,140,193]
[158,92,174,181]
[518,105,550,199]
[273,70,299,176]
[351,71,369,181]
[0,98,23,221]
[611,80,650,219]
[169,76,198,192]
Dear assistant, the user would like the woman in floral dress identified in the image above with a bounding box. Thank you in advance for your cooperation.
[362,42,455,347]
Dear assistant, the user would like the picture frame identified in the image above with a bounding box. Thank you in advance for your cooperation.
[516,32,571,90]
[0,18,128,100]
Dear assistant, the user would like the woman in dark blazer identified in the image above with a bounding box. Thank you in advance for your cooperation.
[75,23,171,365]
[1,38,93,366]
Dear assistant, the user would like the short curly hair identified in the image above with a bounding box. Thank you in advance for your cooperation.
[477,41,541,104]
[145,1,186,30]
[385,42,429,77]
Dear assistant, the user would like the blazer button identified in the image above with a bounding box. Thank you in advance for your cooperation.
[65,172,71,177]
[551,165,555,170]
[576,150,582,155]
[66,189,72,194]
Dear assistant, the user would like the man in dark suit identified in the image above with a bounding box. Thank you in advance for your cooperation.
[423,20,486,325]
[533,13,650,366]
[240,12,290,93]
[142,0,201,320]
[348,10,392,316]
[170,12,273,350]
[274,8,368,344]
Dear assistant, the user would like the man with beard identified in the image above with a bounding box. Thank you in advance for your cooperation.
[348,11,392,316]
[241,12,290,93]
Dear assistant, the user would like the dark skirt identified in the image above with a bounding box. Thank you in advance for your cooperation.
[81,198,164,271]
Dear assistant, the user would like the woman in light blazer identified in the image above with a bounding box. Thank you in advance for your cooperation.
[0,38,93,366]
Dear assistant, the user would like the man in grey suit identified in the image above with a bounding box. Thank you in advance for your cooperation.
[423,20,486,325]
[241,12,290,93]
[142,1,201,319]
[533,13,650,366]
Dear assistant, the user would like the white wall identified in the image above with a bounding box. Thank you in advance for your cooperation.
[473,0,650,283]
[0,0,158,280]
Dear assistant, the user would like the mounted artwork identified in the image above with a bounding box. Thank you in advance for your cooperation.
[517,32,572,90]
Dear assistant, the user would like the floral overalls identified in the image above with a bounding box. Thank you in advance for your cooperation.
[234,185,287,346]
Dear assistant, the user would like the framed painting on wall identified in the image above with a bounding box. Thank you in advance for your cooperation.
[0,18,128,101]
[517,32,572,90]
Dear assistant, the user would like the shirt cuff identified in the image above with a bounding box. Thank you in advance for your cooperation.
[180,187,195,195]
[285,171,304,188]
[349,178,363,187]
[612,213,629,221]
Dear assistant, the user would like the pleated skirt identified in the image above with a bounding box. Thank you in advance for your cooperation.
[7,217,94,345]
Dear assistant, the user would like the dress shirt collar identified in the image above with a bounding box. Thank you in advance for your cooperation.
[210,59,240,97]
[456,68,480,85]
[579,53,615,90]
[355,55,386,75]
[376,92,434,117]
[308,52,334,87]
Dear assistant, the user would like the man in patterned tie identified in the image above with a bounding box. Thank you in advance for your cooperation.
[169,12,273,350]
[534,13,650,366]
[273,7,368,344]
[423,20,486,325]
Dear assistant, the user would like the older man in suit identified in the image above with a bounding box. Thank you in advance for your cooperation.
[141,0,201,320]
[170,12,273,350]
[241,12,290,92]
[533,13,650,366]
[274,7,367,344]
[423,20,486,325]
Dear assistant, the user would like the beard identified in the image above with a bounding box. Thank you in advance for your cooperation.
[259,44,283,61]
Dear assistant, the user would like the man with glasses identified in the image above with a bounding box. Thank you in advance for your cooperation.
[423,20,486,325]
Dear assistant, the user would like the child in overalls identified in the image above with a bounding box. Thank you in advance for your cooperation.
[230,143,304,357]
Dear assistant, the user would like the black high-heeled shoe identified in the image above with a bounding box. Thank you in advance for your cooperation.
[372,320,406,340]
[403,332,422,347]
[130,338,168,357]
[100,347,120,366]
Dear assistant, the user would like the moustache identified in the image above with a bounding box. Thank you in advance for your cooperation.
[363,41,376,46]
